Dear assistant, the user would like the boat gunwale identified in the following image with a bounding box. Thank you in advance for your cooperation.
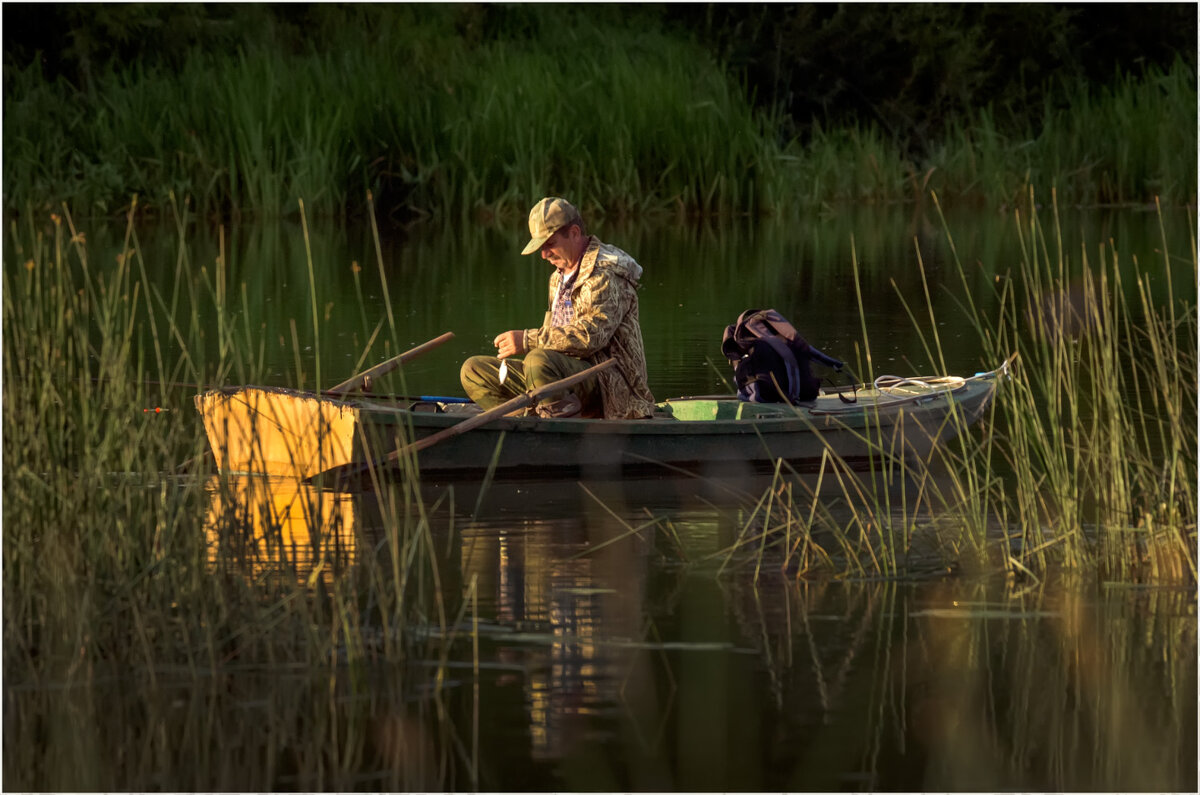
[198,379,997,439]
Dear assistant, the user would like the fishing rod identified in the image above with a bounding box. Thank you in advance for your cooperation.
[79,331,474,407]
[80,375,473,405]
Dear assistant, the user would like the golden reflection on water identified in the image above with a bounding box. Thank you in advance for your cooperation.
[203,476,358,585]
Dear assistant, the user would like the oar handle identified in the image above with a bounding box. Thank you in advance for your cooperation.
[400,357,617,457]
[327,331,455,395]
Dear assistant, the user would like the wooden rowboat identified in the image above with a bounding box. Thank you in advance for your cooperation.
[194,362,1009,484]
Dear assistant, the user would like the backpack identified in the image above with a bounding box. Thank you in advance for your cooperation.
[721,309,845,403]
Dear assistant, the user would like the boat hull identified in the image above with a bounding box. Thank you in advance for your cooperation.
[195,373,1001,482]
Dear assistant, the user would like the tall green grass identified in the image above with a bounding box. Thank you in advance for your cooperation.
[969,192,1197,581]
[3,13,783,220]
[1,202,476,789]
[929,60,1199,207]
[721,191,1197,583]
[719,577,1195,791]
[3,10,1194,219]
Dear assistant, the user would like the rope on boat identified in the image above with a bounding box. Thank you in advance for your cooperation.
[872,374,967,393]
[808,356,1015,416]
[868,357,1015,402]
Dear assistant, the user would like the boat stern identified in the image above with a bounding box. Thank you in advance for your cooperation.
[195,387,359,479]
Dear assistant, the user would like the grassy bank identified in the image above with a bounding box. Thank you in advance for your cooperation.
[3,8,1195,219]
[720,192,1197,584]
[2,11,780,220]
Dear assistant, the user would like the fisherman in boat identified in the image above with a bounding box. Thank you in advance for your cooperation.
[460,197,655,419]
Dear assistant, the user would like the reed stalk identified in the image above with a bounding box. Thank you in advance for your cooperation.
[721,191,1196,583]
[1,205,471,789]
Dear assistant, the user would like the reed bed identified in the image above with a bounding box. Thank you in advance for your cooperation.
[3,11,1194,219]
[928,59,1199,208]
[1,201,477,790]
[3,195,1193,786]
[3,14,782,221]
[721,192,1197,584]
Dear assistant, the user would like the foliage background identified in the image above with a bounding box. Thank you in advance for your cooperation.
[3,3,1196,218]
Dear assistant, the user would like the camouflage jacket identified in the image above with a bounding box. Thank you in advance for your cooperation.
[523,236,655,419]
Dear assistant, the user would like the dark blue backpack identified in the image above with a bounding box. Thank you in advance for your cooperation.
[721,309,844,403]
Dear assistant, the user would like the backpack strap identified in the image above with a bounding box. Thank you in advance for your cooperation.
[760,313,853,400]
[756,334,801,402]
[808,345,844,370]
[720,320,746,363]
[754,310,802,345]
[739,311,804,403]
[743,310,808,356]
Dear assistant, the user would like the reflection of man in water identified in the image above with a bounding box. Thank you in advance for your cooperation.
[460,197,655,419]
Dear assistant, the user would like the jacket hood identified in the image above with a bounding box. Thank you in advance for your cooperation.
[583,238,643,286]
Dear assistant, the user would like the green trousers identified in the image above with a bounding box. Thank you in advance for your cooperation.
[460,348,603,416]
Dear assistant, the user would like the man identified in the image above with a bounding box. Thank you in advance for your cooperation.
[460,197,655,419]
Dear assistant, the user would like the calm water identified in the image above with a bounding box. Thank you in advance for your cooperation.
[11,475,1175,790]
[95,202,1193,399]
[6,204,1197,790]
[25,476,1183,791]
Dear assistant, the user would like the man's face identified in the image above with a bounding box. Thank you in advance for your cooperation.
[539,224,585,272]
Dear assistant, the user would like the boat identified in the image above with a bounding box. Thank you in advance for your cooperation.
[193,360,1009,484]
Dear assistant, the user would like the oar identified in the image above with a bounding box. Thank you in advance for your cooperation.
[327,331,455,395]
[320,357,616,482]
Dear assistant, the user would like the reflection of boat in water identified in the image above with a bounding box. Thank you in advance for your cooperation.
[459,519,654,762]
[194,364,1007,483]
[203,476,360,585]
[199,472,727,593]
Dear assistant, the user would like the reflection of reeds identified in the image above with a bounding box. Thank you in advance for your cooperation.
[2,206,476,789]
[722,576,1196,791]
[723,194,1197,583]
[899,582,1196,791]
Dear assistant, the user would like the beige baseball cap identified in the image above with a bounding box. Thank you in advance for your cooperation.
[521,197,582,255]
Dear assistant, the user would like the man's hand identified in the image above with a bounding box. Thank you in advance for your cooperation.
[493,330,527,359]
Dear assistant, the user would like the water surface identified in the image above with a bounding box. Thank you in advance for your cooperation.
[97,202,1193,398]
[5,203,1195,790]
[13,476,1191,791]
